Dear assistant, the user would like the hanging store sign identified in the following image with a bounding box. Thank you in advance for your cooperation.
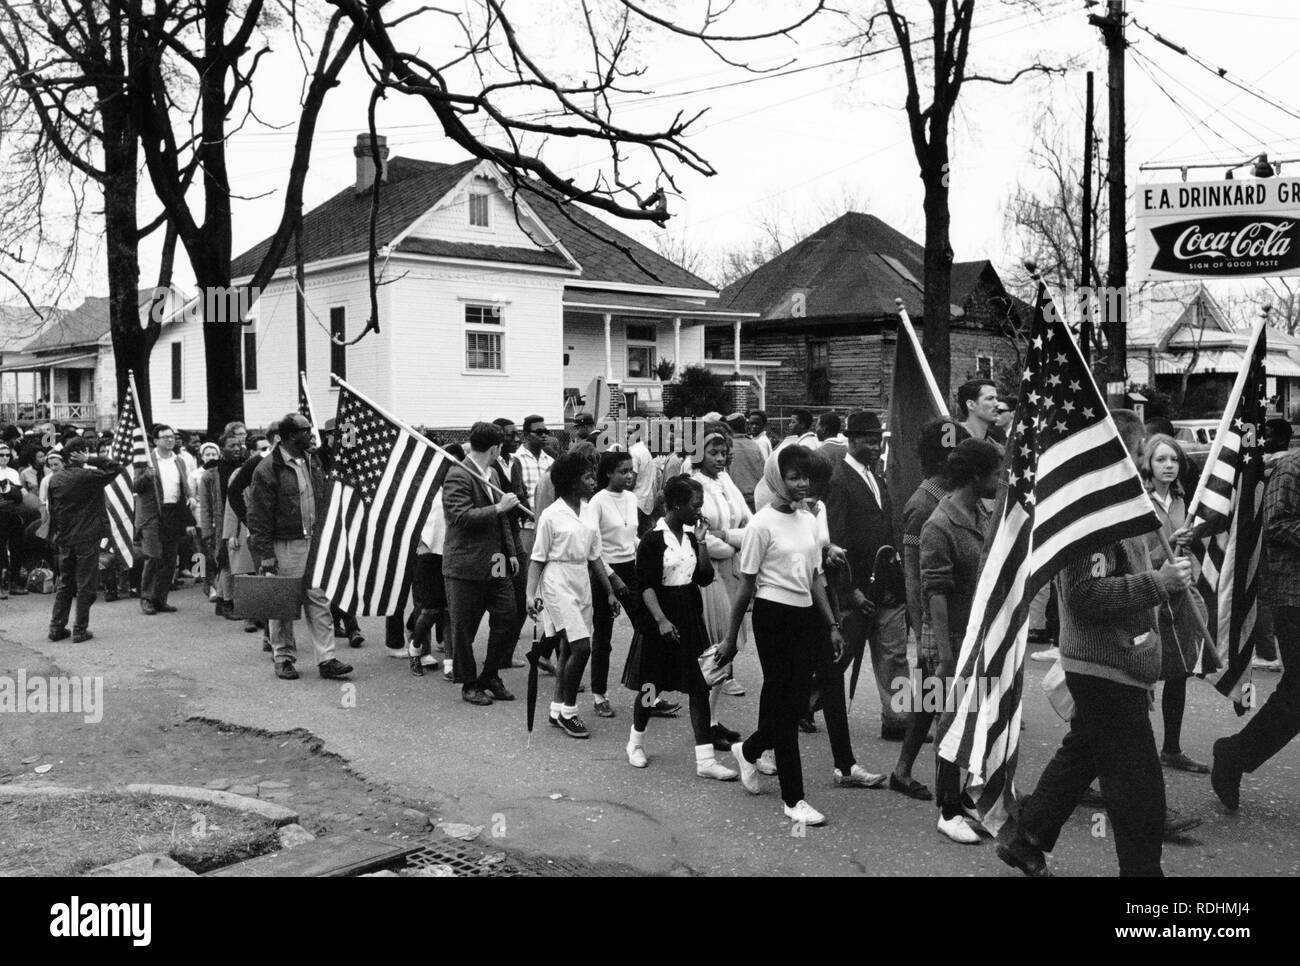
[1135,178,1300,281]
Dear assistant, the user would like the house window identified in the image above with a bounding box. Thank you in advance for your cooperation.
[170,341,183,401]
[243,330,259,391]
[975,354,993,379]
[625,322,657,379]
[465,303,504,372]
[469,191,490,228]
[330,307,346,380]
[808,339,830,405]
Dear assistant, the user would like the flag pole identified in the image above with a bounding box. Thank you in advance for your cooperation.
[300,371,322,449]
[1184,310,1269,522]
[1025,265,1214,650]
[329,374,534,520]
[894,297,950,417]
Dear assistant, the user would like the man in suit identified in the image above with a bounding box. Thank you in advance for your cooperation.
[443,420,521,706]
[134,424,191,615]
[827,410,910,740]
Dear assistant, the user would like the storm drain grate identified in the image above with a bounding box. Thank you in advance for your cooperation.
[400,841,643,878]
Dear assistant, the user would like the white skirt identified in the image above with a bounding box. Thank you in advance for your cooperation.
[541,560,593,641]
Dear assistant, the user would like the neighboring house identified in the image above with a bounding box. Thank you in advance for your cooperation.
[0,303,57,424]
[0,290,192,430]
[151,134,754,432]
[1127,283,1300,418]
[712,212,1027,416]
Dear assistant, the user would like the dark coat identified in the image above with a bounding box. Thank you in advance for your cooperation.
[441,460,517,581]
[827,458,903,599]
[247,445,327,565]
[133,452,191,533]
[47,460,122,547]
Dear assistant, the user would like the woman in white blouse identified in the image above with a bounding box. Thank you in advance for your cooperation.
[689,423,752,751]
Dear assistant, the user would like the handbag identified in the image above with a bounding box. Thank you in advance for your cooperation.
[230,573,304,621]
[1042,658,1075,722]
[698,645,730,687]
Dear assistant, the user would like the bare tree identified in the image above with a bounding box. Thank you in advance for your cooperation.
[845,0,1066,395]
[1250,278,1300,337]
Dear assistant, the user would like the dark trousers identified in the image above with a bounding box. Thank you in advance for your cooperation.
[1219,605,1300,773]
[446,574,517,689]
[51,541,100,631]
[591,560,642,697]
[1018,672,1165,877]
[141,504,185,604]
[0,510,24,578]
[505,553,527,663]
[742,599,815,807]
[811,628,855,774]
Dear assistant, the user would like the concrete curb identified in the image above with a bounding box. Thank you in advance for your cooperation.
[124,783,299,826]
[0,782,298,827]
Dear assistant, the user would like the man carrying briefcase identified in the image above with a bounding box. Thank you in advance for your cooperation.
[247,413,352,681]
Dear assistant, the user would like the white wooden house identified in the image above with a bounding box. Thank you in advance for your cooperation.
[150,134,758,432]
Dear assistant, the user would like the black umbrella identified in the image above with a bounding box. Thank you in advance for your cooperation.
[525,602,544,745]
[848,545,900,715]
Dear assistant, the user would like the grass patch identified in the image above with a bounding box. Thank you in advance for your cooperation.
[0,793,281,875]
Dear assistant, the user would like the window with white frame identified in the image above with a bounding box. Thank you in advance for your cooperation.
[625,321,657,379]
[468,190,491,228]
[465,302,504,372]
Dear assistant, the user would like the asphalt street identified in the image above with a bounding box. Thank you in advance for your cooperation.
[3,582,1298,876]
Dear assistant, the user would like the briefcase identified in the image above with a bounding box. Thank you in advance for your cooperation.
[231,574,304,622]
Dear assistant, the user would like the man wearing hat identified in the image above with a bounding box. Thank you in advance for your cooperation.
[826,411,910,740]
[569,412,599,450]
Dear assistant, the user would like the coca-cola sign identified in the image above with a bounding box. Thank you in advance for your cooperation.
[1136,177,1300,281]
[1149,215,1300,276]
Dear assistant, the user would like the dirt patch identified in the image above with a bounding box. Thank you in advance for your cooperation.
[0,793,280,876]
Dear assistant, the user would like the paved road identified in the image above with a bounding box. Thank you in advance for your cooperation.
[3,583,1298,875]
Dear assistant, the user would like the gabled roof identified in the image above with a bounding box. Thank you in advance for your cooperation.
[231,155,715,292]
[0,304,56,352]
[22,294,120,352]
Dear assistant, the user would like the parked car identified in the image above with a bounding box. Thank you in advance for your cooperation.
[1170,419,1218,472]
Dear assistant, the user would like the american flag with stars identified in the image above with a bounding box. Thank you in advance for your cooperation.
[103,376,150,566]
[298,371,322,449]
[1187,318,1267,710]
[308,382,443,615]
[937,278,1162,833]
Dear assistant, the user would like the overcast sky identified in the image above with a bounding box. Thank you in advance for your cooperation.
[16,0,1300,304]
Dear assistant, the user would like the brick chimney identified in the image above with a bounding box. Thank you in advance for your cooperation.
[354,133,389,193]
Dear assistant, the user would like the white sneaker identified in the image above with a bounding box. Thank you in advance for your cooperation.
[389,645,411,659]
[1028,646,1060,663]
[442,661,454,681]
[783,800,826,826]
[722,679,746,697]
[834,765,887,788]
[731,742,761,794]
[757,750,778,776]
[937,813,982,844]
[419,653,439,667]
[627,744,648,768]
[696,759,738,781]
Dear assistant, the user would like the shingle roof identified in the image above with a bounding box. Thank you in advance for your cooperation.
[230,155,715,292]
[0,304,56,351]
[21,289,170,352]
[394,236,572,269]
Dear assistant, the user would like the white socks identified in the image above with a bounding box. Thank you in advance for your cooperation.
[629,727,645,748]
[561,703,578,719]
[550,701,562,719]
[695,744,716,767]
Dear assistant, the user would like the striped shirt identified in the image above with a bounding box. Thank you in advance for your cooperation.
[1263,449,1300,607]
[516,447,553,527]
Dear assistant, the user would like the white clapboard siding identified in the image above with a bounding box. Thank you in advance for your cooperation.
[404,175,551,249]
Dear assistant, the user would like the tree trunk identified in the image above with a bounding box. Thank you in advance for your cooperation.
[194,263,245,438]
[921,153,953,402]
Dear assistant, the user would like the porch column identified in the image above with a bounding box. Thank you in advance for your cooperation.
[673,317,681,369]
[603,312,613,384]
[732,319,742,371]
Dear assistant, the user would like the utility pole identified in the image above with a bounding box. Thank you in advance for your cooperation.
[1081,70,1094,365]
[1090,0,1127,396]
[295,220,307,377]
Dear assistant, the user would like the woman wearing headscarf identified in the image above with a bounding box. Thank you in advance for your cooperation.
[690,421,752,750]
[719,444,845,827]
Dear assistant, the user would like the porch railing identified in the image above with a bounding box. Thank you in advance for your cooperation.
[0,401,97,424]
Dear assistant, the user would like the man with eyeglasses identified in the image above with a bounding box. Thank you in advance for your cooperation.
[515,415,553,558]
[134,424,190,614]
[0,441,27,595]
[247,413,352,681]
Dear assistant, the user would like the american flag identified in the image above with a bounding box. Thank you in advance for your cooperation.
[937,279,1162,833]
[1187,319,1267,710]
[103,377,150,565]
[307,383,443,615]
[298,371,322,449]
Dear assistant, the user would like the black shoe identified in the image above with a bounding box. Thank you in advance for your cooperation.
[275,661,299,680]
[318,658,353,680]
[1211,738,1242,812]
[244,619,260,633]
[537,658,557,676]
[333,623,348,638]
[104,591,120,603]
[556,713,590,739]
[462,686,493,706]
[649,697,681,717]
[140,600,157,615]
[48,627,71,642]
[880,724,908,741]
[798,715,818,733]
[263,639,273,653]
[348,631,365,649]
[409,653,425,677]
[996,836,1051,877]
[888,773,933,801]
[710,722,740,751]
[154,602,177,613]
[71,629,93,643]
[484,679,515,701]
[593,698,615,718]
[1163,809,1203,840]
